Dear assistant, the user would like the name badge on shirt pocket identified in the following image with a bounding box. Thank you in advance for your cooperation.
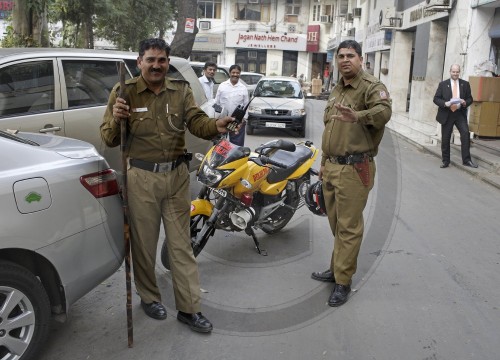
[132,107,148,113]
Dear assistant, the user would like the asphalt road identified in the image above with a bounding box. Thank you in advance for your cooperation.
[39,100,500,360]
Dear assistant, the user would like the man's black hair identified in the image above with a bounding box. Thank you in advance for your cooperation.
[138,38,171,57]
[229,64,242,73]
[204,61,217,69]
[337,40,362,57]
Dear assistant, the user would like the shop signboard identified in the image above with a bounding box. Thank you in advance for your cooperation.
[226,31,307,51]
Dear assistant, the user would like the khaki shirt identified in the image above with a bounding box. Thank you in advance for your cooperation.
[100,76,219,163]
[321,70,392,165]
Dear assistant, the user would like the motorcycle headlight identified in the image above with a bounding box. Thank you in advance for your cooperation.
[248,105,262,114]
[291,108,306,116]
[198,164,233,187]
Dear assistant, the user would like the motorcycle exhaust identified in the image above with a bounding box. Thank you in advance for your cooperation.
[229,207,256,230]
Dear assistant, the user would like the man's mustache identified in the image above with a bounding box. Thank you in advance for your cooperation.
[150,68,162,73]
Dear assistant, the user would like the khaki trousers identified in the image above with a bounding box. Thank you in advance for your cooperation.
[322,160,376,285]
[127,163,201,313]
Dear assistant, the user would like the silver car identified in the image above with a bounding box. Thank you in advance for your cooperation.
[0,130,124,360]
[0,48,212,173]
[247,76,307,137]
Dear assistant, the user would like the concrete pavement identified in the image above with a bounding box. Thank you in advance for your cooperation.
[38,101,500,360]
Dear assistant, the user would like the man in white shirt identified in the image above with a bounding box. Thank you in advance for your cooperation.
[215,64,249,146]
[199,61,217,100]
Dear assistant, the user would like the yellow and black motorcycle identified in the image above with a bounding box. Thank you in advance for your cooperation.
[161,138,319,269]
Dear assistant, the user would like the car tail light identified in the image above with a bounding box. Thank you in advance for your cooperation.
[80,169,120,198]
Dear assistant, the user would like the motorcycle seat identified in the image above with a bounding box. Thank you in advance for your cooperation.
[266,145,313,183]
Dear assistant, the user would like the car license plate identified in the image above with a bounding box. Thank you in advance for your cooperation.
[265,122,286,128]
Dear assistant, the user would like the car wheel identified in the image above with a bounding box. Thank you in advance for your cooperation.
[0,261,51,360]
[246,124,254,135]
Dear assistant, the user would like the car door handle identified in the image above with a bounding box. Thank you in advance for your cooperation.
[39,126,62,133]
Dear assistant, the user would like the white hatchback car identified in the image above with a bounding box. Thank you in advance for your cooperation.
[0,130,124,360]
[246,76,307,137]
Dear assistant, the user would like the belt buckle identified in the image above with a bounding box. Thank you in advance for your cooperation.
[158,161,175,172]
[157,162,172,172]
[346,155,354,165]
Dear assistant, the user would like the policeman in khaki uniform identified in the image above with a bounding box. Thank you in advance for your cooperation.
[101,38,236,333]
[311,40,392,307]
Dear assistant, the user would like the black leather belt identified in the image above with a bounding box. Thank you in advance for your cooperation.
[328,153,372,165]
[130,158,180,172]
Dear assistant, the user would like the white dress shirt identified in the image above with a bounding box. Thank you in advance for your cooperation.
[199,75,214,100]
[215,79,249,119]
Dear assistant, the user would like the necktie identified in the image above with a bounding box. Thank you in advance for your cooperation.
[451,80,458,112]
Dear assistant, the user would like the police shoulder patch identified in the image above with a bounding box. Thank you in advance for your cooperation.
[379,90,388,99]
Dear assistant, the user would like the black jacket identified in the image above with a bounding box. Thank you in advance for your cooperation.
[433,78,473,125]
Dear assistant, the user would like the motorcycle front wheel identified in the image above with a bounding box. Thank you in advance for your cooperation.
[160,214,212,270]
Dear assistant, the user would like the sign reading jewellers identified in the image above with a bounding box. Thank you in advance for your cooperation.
[226,31,307,51]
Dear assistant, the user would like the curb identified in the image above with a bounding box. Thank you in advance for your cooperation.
[388,129,500,191]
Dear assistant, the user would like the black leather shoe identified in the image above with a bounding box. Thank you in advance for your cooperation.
[177,311,213,333]
[440,162,449,168]
[141,301,167,320]
[311,269,335,282]
[463,160,478,168]
[328,284,351,307]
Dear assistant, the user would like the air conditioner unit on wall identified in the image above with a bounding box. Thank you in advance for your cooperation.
[353,8,362,17]
[248,23,257,31]
[199,21,211,30]
[288,24,297,33]
[346,13,353,22]
[347,28,356,36]
[320,15,332,23]
[379,7,402,29]
[425,0,452,11]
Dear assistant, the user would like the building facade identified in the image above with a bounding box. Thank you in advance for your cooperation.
[193,0,500,142]
[192,0,335,84]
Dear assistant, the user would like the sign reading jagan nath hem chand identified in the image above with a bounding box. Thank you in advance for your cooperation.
[226,31,307,51]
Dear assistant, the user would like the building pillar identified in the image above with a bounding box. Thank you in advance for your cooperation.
[444,0,472,74]
[374,51,382,76]
[407,21,447,139]
[466,9,495,77]
[388,31,412,113]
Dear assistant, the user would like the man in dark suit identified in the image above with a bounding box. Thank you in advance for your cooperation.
[433,64,477,168]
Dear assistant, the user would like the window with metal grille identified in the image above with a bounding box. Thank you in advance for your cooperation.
[312,5,321,21]
[198,0,222,19]
[235,0,270,21]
